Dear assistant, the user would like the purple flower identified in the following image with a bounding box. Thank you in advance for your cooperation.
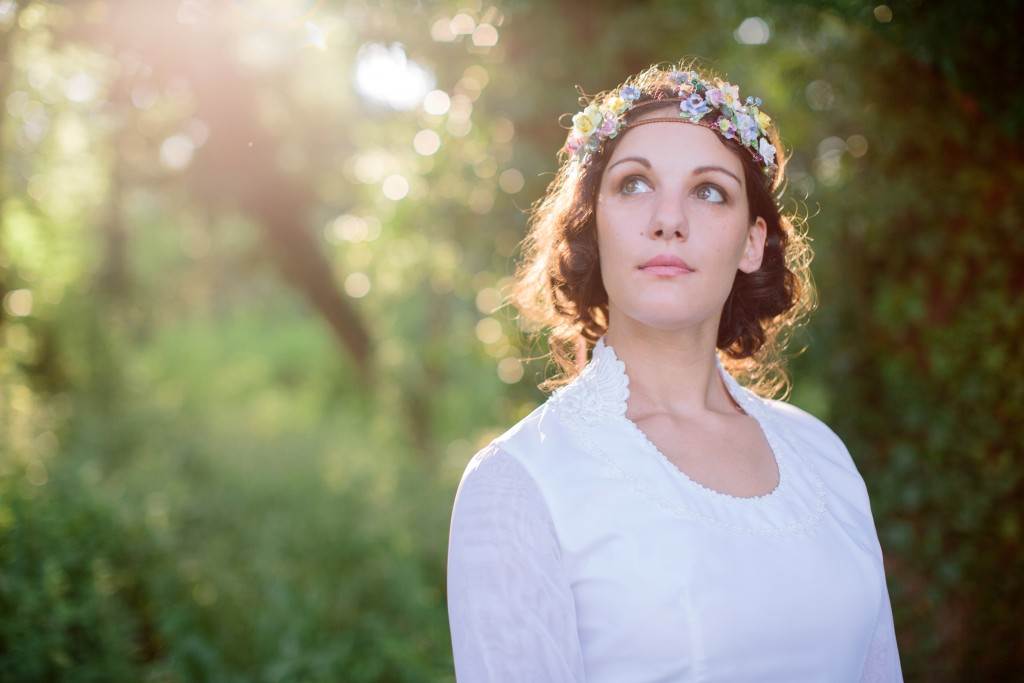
[705,87,723,106]
[716,116,738,140]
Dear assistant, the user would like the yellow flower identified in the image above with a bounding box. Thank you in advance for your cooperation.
[756,110,771,132]
[572,111,596,135]
[604,95,628,115]
[573,104,603,136]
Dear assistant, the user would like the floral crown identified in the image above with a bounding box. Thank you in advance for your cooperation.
[562,69,778,181]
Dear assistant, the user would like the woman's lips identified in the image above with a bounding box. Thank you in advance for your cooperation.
[640,265,694,276]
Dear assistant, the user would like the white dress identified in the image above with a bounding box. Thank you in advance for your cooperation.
[446,335,904,682]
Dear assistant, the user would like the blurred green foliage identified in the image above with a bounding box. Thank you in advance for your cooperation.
[0,0,1020,680]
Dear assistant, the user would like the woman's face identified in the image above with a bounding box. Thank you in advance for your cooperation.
[595,109,768,333]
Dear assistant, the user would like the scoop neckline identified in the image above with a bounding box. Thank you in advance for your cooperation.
[593,336,785,503]
[547,334,830,535]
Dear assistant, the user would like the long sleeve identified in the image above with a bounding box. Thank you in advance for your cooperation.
[859,565,904,682]
[824,427,904,683]
[446,443,587,682]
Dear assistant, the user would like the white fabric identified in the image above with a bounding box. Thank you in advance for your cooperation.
[447,335,904,682]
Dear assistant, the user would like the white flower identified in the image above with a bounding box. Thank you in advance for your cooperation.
[758,137,776,166]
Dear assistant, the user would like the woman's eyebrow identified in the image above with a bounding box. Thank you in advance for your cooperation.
[607,157,742,188]
[607,156,650,172]
[693,165,742,187]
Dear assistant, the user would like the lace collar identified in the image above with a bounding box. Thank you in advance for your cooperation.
[547,335,828,536]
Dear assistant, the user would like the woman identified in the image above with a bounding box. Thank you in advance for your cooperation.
[446,60,903,682]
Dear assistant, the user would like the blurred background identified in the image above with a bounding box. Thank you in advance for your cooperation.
[0,0,1020,680]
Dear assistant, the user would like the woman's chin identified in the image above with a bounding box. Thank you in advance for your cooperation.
[624,305,705,326]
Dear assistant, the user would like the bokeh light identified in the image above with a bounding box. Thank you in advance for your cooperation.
[3,289,33,317]
[354,42,434,110]
[475,317,503,344]
[381,174,410,200]
[413,129,442,155]
[735,16,770,45]
[343,272,371,297]
[423,89,451,115]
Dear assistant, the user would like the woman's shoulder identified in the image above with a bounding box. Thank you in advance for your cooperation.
[760,395,840,436]
[454,402,551,492]
[469,394,581,467]
[453,396,589,517]
[759,396,878,516]
[760,396,859,469]
[449,437,561,563]
[761,395,872,481]
[454,440,543,509]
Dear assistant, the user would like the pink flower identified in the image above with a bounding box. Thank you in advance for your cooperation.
[598,115,618,137]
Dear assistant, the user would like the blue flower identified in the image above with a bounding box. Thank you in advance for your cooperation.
[680,93,711,121]
[620,86,641,101]
[736,112,760,146]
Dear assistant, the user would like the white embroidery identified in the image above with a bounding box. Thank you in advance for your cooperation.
[548,336,828,536]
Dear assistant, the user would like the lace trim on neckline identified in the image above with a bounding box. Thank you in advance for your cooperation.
[548,335,828,536]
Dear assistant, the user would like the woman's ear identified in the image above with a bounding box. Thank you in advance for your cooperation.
[738,216,768,274]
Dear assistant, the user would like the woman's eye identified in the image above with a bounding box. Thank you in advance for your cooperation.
[619,176,652,195]
[696,184,727,204]
[617,178,727,203]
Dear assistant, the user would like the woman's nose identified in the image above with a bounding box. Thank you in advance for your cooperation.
[651,220,687,239]
[648,199,688,240]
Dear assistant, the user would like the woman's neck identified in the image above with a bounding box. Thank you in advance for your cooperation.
[602,322,740,419]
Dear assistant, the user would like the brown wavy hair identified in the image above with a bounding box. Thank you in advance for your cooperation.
[508,58,817,399]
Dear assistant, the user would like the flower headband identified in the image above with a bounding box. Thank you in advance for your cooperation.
[562,69,778,181]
